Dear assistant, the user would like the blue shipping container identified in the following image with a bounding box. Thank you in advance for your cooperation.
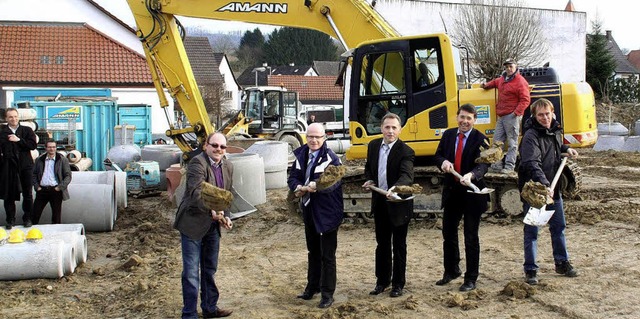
[117,104,152,146]
[20,101,117,171]
[13,88,111,102]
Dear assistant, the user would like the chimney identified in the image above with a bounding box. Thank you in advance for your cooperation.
[606,30,612,40]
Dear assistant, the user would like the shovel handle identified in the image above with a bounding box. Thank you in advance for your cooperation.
[449,170,481,193]
[549,157,568,190]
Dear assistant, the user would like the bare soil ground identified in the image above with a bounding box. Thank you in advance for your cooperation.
[3,105,640,319]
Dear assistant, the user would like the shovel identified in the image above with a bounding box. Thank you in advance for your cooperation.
[449,170,494,194]
[367,185,415,202]
[523,157,568,227]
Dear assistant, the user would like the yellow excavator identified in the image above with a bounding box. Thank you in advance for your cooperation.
[126,0,597,216]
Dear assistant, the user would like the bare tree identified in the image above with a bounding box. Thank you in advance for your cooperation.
[200,81,230,130]
[452,0,548,81]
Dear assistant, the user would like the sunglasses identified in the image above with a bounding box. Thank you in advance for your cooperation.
[208,142,227,150]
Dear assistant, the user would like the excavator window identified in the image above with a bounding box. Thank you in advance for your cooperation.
[414,47,441,90]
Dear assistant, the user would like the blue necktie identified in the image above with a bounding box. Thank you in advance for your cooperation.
[303,153,315,206]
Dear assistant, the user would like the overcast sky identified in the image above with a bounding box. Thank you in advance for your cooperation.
[95,0,639,51]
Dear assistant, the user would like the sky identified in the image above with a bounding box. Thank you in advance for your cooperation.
[95,0,639,51]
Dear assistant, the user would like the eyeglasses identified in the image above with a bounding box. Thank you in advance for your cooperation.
[307,135,325,140]
[208,142,227,149]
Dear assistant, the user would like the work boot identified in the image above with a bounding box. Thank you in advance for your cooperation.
[525,270,538,285]
[555,261,578,277]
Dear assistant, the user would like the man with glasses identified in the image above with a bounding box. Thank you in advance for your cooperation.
[174,132,234,318]
[288,123,344,309]
[481,58,530,175]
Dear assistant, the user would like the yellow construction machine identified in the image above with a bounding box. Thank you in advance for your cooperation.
[126,0,597,216]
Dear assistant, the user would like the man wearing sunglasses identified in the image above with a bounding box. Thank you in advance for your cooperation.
[288,123,344,309]
[174,132,234,318]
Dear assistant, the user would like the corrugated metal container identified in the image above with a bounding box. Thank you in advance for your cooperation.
[13,88,111,101]
[19,101,117,171]
[117,104,152,146]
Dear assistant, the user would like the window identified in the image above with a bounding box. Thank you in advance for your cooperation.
[224,91,233,99]
[40,56,50,64]
[55,56,64,64]
[414,47,441,90]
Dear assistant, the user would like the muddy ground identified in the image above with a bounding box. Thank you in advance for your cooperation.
[3,103,640,319]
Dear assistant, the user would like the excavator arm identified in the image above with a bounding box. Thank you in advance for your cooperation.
[126,0,398,159]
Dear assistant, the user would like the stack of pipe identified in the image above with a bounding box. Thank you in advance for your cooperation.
[0,224,86,280]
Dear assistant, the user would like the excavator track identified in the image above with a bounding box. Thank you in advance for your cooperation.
[340,159,582,222]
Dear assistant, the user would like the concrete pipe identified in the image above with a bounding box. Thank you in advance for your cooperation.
[597,122,629,136]
[68,150,82,164]
[1,184,115,232]
[225,153,266,206]
[326,139,351,154]
[31,149,39,162]
[635,119,640,136]
[264,170,288,189]
[15,223,85,236]
[245,141,288,172]
[166,164,183,201]
[0,239,74,280]
[141,145,182,171]
[72,171,116,186]
[17,108,37,120]
[19,121,37,131]
[70,157,93,171]
[114,171,127,210]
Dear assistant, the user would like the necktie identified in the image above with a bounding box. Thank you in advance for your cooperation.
[303,153,315,206]
[378,144,389,190]
[454,133,464,174]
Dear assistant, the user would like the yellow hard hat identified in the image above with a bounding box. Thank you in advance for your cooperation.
[26,228,43,241]
[0,228,7,245]
[8,229,26,244]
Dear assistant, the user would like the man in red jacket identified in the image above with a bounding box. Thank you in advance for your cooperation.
[482,58,530,174]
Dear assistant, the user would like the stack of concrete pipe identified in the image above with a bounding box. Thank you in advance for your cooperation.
[245,141,288,189]
[0,171,126,232]
[140,145,182,191]
[0,224,86,280]
[67,150,93,171]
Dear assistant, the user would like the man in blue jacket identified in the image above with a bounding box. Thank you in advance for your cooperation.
[288,123,344,309]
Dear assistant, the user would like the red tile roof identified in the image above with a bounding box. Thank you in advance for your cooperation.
[0,22,152,86]
[267,75,343,103]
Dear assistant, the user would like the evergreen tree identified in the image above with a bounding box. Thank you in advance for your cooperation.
[233,28,266,73]
[263,27,338,65]
[586,19,616,99]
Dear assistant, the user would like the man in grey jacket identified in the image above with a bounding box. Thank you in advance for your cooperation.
[32,139,72,225]
[174,132,234,319]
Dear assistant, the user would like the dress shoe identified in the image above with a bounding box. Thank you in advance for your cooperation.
[203,308,233,318]
[5,223,13,230]
[435,272,462,286]
[389,287,403,297]
[297,289,319,300]
[369,284,389,295]
[459,281,476,292]
[318,297,334,308]
[24,220,32,227]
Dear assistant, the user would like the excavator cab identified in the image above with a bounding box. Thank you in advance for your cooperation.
[242,87,300,136]
[347,35,453,159]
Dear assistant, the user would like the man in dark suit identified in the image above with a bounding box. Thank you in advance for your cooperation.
[288,123,344,309]
[174,132,234,319]
[0,107,37,229]
[434,103,490,292]
[362,112,415,298]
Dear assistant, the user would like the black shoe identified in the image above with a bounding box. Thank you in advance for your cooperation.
[318,297,334,308]
[297,289,320,300]
[389,287,403,297]
[555,261,578,277]
[435,272,462,286]
[525,270,538,285]
[5,223,13,230]
[369,284,389,295]
[24,220,32,228]
[459,281,476,292]
[203,308,233,318]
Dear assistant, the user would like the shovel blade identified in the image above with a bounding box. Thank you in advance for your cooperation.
[467,187,495,194]
[523,205,555,226]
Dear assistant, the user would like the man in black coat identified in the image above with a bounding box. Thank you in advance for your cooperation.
[362,113,415,298]
[434,103,490,292]
[0,108,37,229]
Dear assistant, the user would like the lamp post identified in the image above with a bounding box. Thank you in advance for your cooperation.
[252,67,266,86]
